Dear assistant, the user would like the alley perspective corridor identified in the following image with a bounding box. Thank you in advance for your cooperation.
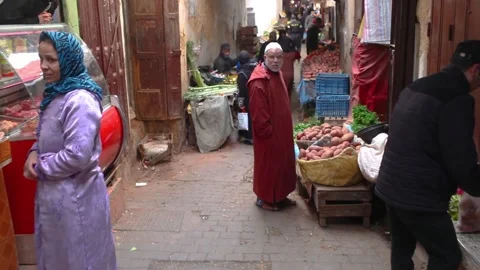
[113,143,426,270]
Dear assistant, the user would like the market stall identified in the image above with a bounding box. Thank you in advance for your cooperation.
[0,24,126,238]
[296,44,343,118]
[294,105,389,227]
[185,41,239,153]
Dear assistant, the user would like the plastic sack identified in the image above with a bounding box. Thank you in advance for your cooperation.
[457,192,480,233]
[358,133,388,183]
[297,147,363,187]
[237,112,249,131]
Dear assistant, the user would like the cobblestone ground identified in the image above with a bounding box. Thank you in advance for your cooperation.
[114,143,398,270]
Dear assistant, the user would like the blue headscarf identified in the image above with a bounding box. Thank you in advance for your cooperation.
[39,31,103,111]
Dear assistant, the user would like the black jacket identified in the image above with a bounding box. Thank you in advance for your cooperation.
[213,55,236,74]
[376,65,480,212]
[306,25,320,54]
[0,0,57,25]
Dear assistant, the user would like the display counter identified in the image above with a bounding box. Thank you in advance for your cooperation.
[0,24,126,235]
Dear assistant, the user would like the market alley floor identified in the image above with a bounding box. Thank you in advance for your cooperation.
[114,143,396,270]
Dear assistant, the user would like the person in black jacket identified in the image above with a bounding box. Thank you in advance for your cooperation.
[258,31,277,63]
[376,40,480,270]
[213,43,236,74]
[306,18,323,55]
[236,51,256,145]
[0,0,57,25]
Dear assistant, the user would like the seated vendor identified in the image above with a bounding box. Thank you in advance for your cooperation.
[213,43,236,74]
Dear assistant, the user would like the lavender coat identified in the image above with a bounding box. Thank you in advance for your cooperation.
[30,90,117,270]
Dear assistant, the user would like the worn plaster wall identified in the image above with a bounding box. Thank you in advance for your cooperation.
[183,0,246,66]
[179,0,247,96]
[415,0,431,79]
[62,0,80,35]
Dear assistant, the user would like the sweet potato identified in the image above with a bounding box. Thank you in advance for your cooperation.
[323,123,332,129]
[323,128,332,134]
[322,150,334,159]
[300,136,307,140]
[331,137,341,146]
[299,149,307,158]
[342,127,349,134]
[334,149,342,156]
[312,156,322,160]
[306,153,314,160]
[341,133,354,143]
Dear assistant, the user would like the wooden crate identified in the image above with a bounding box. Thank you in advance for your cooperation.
[300,180,372,228]
[238,26,258,36]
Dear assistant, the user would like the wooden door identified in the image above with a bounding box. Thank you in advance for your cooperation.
[427,0,478,74]
[164,0,182,119]
[127,0,182,120]
[128,0,168,120]
[78,0,127,111]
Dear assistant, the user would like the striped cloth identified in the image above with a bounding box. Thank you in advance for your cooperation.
[362,0,392,44]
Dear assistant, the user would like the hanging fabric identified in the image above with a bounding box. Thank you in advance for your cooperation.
[362,0,392,44]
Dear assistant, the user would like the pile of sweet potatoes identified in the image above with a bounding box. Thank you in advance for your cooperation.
[296,123,351,142]
[297,123,361,161]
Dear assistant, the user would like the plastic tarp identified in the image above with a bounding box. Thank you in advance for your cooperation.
[362,0,392,44]
[358,133,388,183]
[190,96,234,153]
[296,79,316,106]
[350,36,390,121]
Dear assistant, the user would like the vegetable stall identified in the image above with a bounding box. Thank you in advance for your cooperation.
[185,41,239,153]
[294,106,389,227]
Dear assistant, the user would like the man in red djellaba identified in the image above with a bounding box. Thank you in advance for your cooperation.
[247,42,297,211]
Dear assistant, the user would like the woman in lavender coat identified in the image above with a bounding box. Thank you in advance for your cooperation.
[23,31,117,270]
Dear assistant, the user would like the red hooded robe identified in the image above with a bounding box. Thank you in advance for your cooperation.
[247,64,296,203]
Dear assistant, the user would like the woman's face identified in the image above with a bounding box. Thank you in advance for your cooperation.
[39,41,61,83]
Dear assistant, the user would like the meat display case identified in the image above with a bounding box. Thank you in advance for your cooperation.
[0,24,126,235]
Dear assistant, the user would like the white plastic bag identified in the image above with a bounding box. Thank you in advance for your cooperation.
[238,112,249,131]
[457,192,480,233]
[358,133,388,183]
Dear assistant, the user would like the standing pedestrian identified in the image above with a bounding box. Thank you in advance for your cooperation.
[23,31,117,270]
[376,40,480,270]
[237,50,256,145]
[247,42,296,211]
[306,18,324,55]
[287,15,303,52]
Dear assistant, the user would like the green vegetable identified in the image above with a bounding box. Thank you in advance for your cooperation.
[352,105,380,133]
[187,41,206,87]
[449,194,461,221]
[294,118,322,138]
[184,85,238,101]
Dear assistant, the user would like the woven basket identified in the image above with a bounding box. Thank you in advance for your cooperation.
[297,147,363,187]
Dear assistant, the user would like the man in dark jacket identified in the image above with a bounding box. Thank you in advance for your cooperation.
[0,0,57,24]
[213,43,236,74]
[306,18,323,55]
[376,40,480,270]
[287,15,303,52]
[237,51,256,145]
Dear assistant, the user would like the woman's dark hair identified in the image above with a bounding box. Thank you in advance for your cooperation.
[39,33,56,49]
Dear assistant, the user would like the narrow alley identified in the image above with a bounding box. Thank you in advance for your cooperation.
[114,143,395,270]
[1,0,480,269]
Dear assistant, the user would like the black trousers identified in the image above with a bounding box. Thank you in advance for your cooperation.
[388,206,462,270]
[291,35,302,52]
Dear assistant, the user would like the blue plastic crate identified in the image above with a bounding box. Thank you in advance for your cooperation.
[316,95,350,118]
[315,73,350,95]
